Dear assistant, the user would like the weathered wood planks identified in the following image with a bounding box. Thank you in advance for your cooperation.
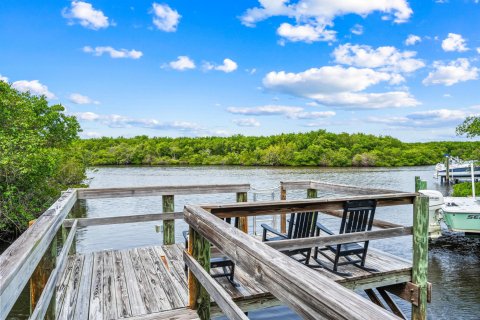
[76,184,250,199]
[184,205,400,320]
[0,189,77,320]
[63,212,184,228]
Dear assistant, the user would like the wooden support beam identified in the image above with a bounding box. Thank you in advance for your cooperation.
[63,211,184,227]
[162,195,175,245]
[76,184,251,199]
[280,184,287,233]
[412,194,429,320]
[307,188,317,199]
[364,289,386,309]
[377,288,407,320]
[205,193,417,217]
[236,192,248,233]
[184,252,248,320]
[188,227,211,320]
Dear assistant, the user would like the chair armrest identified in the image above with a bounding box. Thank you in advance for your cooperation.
[261,224,288,240]
[316,222,334,235]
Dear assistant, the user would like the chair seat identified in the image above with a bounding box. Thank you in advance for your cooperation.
[210,256,234,268]
[328,242,364,254]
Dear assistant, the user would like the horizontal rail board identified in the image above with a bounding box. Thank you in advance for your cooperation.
[0,189,77,320]
[280,180,403,195]
[63,212,184,227]
[30,220,78,320]
[183,251,248,320]
[77,184,251,199]
[321,210,404,229]
[266,227,413,251]
[205,193,416,217]
[184,205,400,320]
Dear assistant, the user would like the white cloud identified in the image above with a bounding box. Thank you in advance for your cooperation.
[227,105,336,119]
[233,118,261,127]
[151,3,181,32]
[12,80,56,99]
[241,0,412,43]
[423,58,478,86]
[405,34,421,46]
[204,58,238,73]
[350,24,364,36]
[69,93,99,105]
[332,43,425,73]
[82,131,101,138]
[83,46,143,59]
[368,108,478,128]
[0,74,8,82]
[167,56,196,71]
[276,23,336,43]
[476,47,480,54]
[74,112,227,136]
[62,1,110,30]
[441,33,468,52]
[263,66,420,109]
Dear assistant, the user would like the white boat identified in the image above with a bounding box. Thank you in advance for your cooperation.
[434,157,480,180]
[422,163,480,236]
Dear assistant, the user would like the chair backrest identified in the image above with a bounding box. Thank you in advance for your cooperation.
[339,200,377,235]
[287,211,318,239]
[223,217,240,229]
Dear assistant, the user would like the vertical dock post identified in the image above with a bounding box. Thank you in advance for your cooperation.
[29,220,57,319]
[412,193,429,320]
[280,183,287,233]
[445,156,450,184]
[236,192,248,233]
[415,176,427,192]
[162,195,175,245]
[188,227,211,320]
[307,188,317,199]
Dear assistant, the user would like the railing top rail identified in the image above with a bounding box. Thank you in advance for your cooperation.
[0,189,77,319]
[281,180,403,195]
[184,204,399,319]
[76,183,251,199]
[203,192,417,216]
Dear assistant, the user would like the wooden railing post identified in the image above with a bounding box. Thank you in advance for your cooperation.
[415,176,427,192]
[188,227,211,320]
[236,192,248,233]
[307,188,317,199]
[280,183,287,233]
[29,220,57,320]
[162,195,175,245]
[412,194,429,320]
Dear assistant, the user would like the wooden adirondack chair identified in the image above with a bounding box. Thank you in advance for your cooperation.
[313,199,378,276]
[261,211,319,265]
[183,217,238,286]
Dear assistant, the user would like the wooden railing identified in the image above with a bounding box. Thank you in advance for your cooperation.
[0,183,250,319]
[184,187,429,320]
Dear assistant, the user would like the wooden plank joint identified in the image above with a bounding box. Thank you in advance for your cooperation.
[381,281,432,307]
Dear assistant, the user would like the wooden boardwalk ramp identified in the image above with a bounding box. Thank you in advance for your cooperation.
[56,244,411,319]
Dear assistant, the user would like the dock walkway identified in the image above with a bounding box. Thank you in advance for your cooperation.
[56,244,411,319]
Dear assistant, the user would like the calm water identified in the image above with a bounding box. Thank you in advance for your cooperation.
[5,166,480,319]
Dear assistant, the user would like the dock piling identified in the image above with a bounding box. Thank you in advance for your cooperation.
[412,193,429,320]
[162,195,175,245]
[236,192,248,233]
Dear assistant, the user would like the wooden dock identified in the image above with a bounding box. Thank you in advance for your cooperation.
[54,243,412,319]
[1,180,431,320]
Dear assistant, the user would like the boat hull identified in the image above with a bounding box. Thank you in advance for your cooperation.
[443,211,480,233]
[437,166,480,178]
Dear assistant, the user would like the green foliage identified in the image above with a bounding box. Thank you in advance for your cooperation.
[452,182,480,197]
[71,130,480,168]
[456,116,480,138]
[0,82,86,241]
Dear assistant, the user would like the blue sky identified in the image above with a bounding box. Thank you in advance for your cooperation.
[1,0,479,141]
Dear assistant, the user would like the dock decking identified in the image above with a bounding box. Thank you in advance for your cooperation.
[56,243,412,319]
